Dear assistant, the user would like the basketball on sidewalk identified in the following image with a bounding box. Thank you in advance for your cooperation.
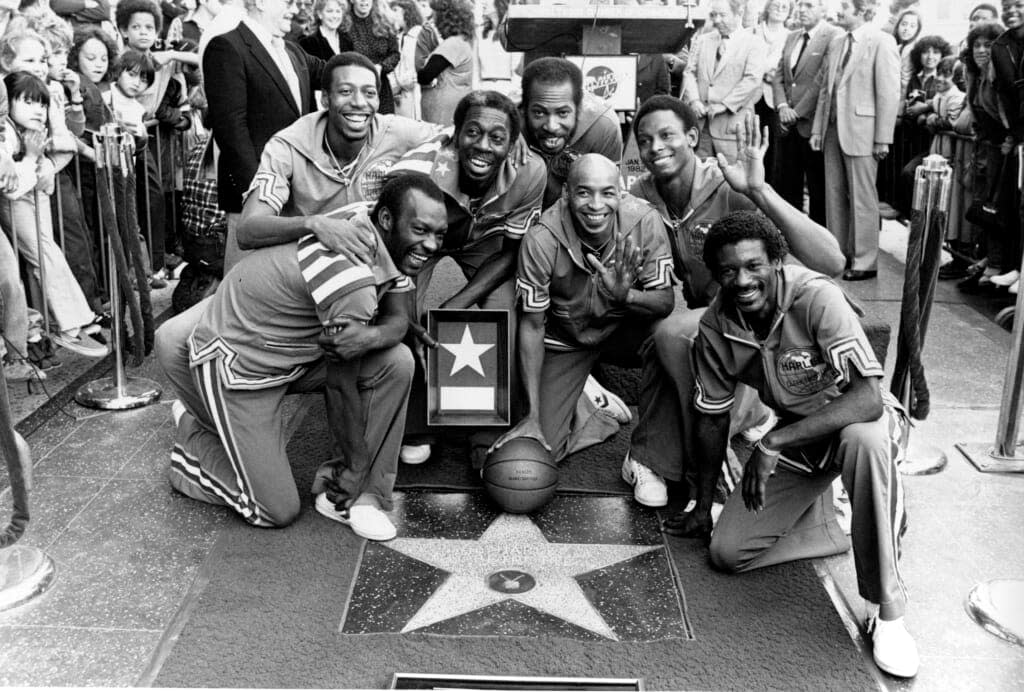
[482,437,558,513]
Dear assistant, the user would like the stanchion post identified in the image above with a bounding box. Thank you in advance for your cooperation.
[55,170,65,251]
[73,123,161,411]
[0,363,56,613]
[32,189,50,337]
[959,150,1024,651]
[898,154,951,475]
[957,146,1024,472]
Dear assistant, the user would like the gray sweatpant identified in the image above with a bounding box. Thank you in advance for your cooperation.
[709,403,909,615]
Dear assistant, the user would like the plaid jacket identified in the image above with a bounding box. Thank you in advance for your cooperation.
[182,135,226,240]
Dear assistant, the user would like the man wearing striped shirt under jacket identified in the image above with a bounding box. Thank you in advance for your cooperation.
[165,175,447,541]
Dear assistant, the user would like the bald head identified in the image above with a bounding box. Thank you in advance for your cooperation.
[565,154,621,243]
[567,153,620,190]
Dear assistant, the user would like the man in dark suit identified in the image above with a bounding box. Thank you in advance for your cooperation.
[203,0,324,272]
[771,0,840,225]
[811,0,900,281]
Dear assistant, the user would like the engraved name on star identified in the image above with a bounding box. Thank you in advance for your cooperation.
[439,325,493,377]
[384,513,659,640]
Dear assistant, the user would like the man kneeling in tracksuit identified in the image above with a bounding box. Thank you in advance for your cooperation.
[163,174,447,541]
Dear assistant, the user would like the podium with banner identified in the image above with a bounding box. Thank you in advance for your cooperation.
[502,3,704,58]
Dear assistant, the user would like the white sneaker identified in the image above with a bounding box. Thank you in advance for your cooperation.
[990,269,1020,287]
[314,493,397,541]
[584,375,632,424]
[621,453,667,507]
[868,615,919,678]
[740,409,778,442]
[52,331,108,358]
[171,400,187,427]
[400,443,431,465]
[833,477,852,536]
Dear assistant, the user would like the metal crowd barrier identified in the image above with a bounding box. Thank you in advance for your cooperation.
[74,124,161,410]
[0,373,56,612]
[956,145,1024,649]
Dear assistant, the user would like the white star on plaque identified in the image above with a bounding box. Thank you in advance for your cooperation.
[439,325,493,376]
[385,514,659,640]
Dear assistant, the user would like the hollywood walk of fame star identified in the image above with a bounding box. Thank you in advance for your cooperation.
[384,513,660,640]
[439,325,493,377]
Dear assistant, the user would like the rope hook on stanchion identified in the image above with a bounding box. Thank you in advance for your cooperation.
[0,369,56,612]
[891,153,950,475]
[74,123,161,410]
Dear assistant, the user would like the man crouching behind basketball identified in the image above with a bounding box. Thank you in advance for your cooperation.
[491,153,679,466]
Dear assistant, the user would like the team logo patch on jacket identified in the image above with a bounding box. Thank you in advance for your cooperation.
[776,348,839,396]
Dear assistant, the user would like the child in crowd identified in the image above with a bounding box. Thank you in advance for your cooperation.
[923,56,967,150]
[0,70,106,357]
[70,25,115,239]
[109,49,155,143]
[71,28,153,354]
[115,0,196,287]
[33,15,110,316]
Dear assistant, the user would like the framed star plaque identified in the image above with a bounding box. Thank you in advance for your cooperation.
[426,309,511,426]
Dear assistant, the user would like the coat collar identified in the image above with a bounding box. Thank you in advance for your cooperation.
[238,21,301,116]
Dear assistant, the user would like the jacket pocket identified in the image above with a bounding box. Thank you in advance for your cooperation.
[854,105,876,117]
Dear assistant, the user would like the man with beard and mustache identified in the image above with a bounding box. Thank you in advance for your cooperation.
[492,154,679,473]
[690,210,917,680]
[520,58,623,210]
[385,89,547,466]
[163,173,448,540]
[626,99,843,511]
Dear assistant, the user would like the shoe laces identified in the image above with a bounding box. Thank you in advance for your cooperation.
[632,460,660,487]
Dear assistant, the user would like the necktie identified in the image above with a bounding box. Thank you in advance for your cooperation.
[792,32,809,70]
[715,36,727,68]
[271,36,302,111]
[838,32,853,76]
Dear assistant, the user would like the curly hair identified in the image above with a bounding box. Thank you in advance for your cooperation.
[69,26,117,82]
[27,10,73,53]
[892,9,921,45]
[0,29,46,74]
[390,0,424,30]
[633,95,701,140]
[371,172,445,231]
[115,0,163,34]
[909,34,953,73]
[960,21,1004,77]
[453,90,520,144]
[431,0,475,40]
[340,0,396,39]
[969,3,999,22]
[521,57,583,108]
[703,211,789,273]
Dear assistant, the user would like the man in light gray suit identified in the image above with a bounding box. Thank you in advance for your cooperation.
[772,0,841,225]
[811,0,900,280]
[682,0,766,163]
